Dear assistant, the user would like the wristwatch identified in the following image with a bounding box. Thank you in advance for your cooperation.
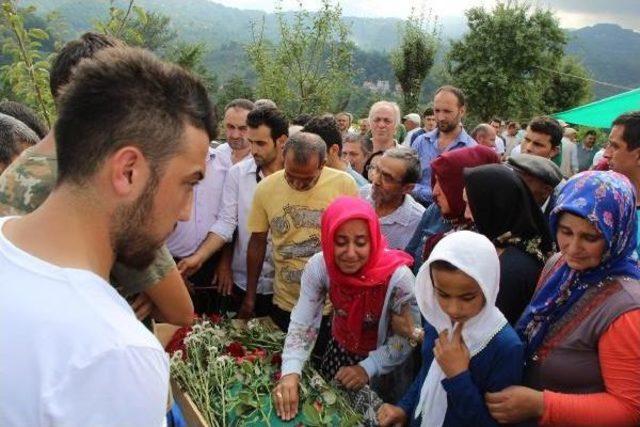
[408,326,424,347]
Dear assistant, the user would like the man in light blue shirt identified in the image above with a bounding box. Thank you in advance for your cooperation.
[411,85,476,205]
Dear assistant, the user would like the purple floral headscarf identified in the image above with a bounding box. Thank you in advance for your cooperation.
[516,171,640,361]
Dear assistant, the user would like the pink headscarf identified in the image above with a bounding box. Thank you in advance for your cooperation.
[321,196,413,355]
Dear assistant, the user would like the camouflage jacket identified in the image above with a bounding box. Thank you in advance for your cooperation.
[0,146,176,296]
[0,147,57,216]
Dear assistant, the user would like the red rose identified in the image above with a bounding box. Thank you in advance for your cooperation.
[225,341,246,357]
[273,371,282,382]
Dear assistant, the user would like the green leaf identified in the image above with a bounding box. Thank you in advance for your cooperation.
[28,28,49,40]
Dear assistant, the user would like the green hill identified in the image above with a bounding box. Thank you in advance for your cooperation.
[19,0,640,101]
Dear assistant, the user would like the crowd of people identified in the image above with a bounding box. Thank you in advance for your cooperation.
[1,31,640,427]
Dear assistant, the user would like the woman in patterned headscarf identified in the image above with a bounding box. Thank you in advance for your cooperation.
[486,171,640,426]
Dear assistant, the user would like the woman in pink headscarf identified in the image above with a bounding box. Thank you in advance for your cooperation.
[274,196,418,421]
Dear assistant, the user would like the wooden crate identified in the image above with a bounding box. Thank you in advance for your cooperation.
[157,317,280,427]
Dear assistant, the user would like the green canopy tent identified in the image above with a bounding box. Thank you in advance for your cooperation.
[553,87,640,129]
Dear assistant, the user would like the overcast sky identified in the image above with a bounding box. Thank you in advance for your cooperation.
[208,0,640,31]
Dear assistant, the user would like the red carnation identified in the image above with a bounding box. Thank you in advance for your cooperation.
[225,341,246,357]
[208,313,223,324]
[270,352,282,366]
[165,326,192,358]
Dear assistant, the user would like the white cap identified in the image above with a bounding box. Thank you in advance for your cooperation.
[403,113,421,125]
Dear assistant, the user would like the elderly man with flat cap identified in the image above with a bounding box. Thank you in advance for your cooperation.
[506,153,563,218]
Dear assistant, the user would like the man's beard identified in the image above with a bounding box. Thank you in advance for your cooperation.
[110,172,163,270]
[371,186,395,206]
[437,121,458,133]
[227,138,249,151]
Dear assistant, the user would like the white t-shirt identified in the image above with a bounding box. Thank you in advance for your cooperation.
[0,217,169,427]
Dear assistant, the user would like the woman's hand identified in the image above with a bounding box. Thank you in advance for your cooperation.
[485,385,544,424]
[377,403,407,427]
[273,373,301,421]
[391,304,416,339]
[335,365,369,390]
[434,322,470,378]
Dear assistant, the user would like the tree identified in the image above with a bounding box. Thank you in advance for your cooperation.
[391,10,438,114]
[0,1,54,126]
[446,1,568,122]
[246,0,354,116]
[215,76,254,113]
[95,2,217,95]
[165,42,218,95]
[542,55,593,113]
[94,1,176,52]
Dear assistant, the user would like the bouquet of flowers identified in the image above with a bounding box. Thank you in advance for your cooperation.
[168,316,363,427]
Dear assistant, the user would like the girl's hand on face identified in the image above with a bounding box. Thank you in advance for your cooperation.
[335,364,369,390]
[433,322,470,378]
[485,385,544,424]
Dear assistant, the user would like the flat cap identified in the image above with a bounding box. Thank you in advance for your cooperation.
[507,153,563,187]
[403,113,421,125]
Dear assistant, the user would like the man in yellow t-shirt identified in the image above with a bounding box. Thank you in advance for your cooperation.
[241,131,358,332]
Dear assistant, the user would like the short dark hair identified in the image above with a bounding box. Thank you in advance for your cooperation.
[584,129,597,138]
[612,111,640,150]
[435,85,466,107]
[0,114,39,165]
[55,47,215,186]
[246,107,289,141]
[225,98,254,113]
[291,113,312,126]
[50,32,124,100]
[490,117,502,125]
[302,114,342,153]
[0,101,48,138]
[422,107,434,117]
[528,116,563,148]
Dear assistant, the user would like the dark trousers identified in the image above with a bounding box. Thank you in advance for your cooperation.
[227,284,273,318]
[270,305,331,366]
[174,252,220,314]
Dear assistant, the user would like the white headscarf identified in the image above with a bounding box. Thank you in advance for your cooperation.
[414,230,507,427]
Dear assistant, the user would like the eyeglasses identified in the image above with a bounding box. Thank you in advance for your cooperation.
[367,164,402,185]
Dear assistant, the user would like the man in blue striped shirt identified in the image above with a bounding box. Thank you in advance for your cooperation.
[411,86,476,206]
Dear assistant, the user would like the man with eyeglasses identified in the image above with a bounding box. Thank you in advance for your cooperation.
[241,132,358,337]
[360,147,424,250]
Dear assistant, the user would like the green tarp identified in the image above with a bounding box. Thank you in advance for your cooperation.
[553,88,640,129]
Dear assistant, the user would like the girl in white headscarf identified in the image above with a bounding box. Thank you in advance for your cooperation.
[377,230,523,427]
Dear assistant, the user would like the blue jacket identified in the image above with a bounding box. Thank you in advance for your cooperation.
[404,204,451,274]
[397,321,523,427]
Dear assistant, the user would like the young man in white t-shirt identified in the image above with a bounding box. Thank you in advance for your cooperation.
[0,47,214,426]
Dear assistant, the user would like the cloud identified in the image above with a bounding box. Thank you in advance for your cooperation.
[209,0,639,30]
[542,0,639,16]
